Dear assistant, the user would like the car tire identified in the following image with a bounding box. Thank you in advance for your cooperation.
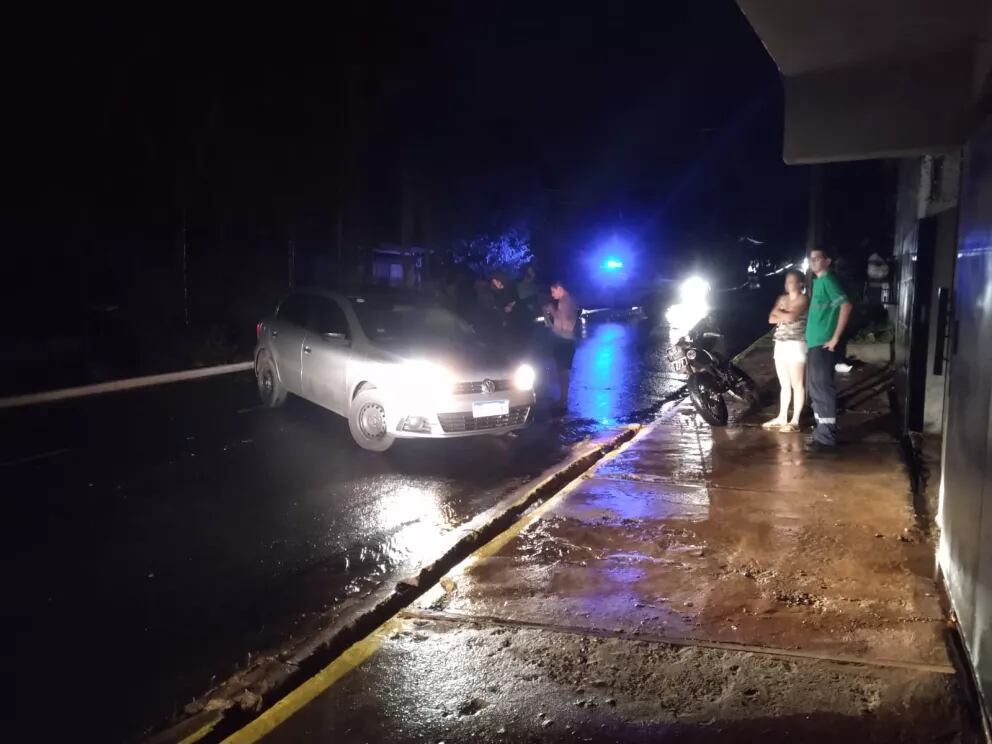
[256,353,287,408]
[349,389,396,452]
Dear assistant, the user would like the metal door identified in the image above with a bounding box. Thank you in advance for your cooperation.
[302,296,351,414]
[906,216,937,432]
[940,115,992,709]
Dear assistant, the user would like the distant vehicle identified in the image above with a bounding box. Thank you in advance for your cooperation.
[254,289,536,451]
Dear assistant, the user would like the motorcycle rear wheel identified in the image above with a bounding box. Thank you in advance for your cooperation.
[687,372,729,426]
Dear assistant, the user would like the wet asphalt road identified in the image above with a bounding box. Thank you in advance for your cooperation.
[2,294,767,742]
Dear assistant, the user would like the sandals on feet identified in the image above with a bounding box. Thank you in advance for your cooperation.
[779,423,800,433]
[762,418,786,429]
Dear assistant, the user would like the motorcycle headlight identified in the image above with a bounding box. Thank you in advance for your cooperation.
[679,275,711,304]
[513,363,536,391]
[686,349,697,361]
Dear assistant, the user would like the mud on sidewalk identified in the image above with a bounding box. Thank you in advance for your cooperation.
[240,340,984,743]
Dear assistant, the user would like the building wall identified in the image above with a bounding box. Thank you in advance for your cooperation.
[939,113,992,713]
[891,155,962,434]
[891,159,920,430]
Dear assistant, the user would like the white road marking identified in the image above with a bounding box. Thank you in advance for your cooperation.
[0,448,73,468]
[0,361,253,410]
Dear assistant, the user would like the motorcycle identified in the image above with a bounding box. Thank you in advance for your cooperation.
[667,317,759,425]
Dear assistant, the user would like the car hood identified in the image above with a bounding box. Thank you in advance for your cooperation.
[365,337,517,377]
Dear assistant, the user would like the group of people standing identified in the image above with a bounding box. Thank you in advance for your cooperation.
[764,247,853,448]
[469,266,580,415]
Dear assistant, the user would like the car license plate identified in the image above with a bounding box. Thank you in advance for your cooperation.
[472,400,509,418]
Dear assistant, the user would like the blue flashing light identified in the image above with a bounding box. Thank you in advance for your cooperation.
[603,258,624,271]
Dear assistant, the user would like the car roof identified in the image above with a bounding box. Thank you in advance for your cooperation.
[288,286,347,302]
[290,286,440,307]
[346,291,438,307]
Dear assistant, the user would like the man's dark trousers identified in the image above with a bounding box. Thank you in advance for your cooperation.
[807,345,837,445]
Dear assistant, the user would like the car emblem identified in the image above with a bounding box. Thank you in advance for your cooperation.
[481,379,496,395]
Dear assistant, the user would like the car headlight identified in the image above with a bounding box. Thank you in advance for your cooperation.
[398,360,455,399]
[513,363,536,391]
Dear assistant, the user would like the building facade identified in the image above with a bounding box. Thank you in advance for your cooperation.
[739,0,992,725]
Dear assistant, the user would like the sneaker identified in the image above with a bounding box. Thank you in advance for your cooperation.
[835,362,853,373]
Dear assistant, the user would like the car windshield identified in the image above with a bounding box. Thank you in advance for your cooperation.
[350,299,474,343]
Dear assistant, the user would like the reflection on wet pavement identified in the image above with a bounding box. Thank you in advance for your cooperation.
[560,320,684,434]
[9,309,748,741]
[339,482,458,595]
[251,322,976,744]
[270,614,971,744]
[418,366,951,670]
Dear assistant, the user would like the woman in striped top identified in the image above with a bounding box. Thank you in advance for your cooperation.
[763,269,809,432]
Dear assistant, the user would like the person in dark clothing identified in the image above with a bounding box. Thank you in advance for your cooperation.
[482,273,516,341]
[505,265,542,338]
[490,273,516,315]
[544,279,579,414]
[516,265,539,308]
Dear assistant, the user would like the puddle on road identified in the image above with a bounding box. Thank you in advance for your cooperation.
[339,320,692,600]
[558,320,685,438]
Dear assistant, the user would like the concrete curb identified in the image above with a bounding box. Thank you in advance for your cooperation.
[731,330,773,365]
[0,361,253,410]
[146,425,640,744]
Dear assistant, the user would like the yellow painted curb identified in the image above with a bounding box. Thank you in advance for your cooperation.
[218,425,643,743]
[221,617,404,744]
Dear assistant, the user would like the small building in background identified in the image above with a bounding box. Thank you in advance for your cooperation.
[370,245,434,288]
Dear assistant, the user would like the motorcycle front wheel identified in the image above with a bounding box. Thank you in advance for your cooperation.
[687,372,729,426]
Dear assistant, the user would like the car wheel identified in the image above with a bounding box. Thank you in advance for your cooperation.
[349,389,396,452]
[256,353,287,407]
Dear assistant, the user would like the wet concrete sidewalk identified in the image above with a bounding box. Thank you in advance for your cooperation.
[255,339,981,743]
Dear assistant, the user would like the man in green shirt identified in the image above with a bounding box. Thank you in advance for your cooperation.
[805,248,853,447]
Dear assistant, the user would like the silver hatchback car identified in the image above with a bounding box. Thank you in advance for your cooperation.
[254,289,537,451]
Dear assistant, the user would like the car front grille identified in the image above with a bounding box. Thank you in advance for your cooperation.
[453,379,512,395]
[437,406,531,433]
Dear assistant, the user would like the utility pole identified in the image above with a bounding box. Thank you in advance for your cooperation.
[181,206,190,328]
[806,164,824,253]
[288,236,296,290]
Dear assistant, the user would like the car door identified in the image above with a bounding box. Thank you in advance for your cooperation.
[302,295,352,414]
[270,294,310,395]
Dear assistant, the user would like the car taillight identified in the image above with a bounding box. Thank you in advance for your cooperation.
[256,321,263,339]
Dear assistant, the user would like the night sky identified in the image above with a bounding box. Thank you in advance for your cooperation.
[4,3,825,373]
